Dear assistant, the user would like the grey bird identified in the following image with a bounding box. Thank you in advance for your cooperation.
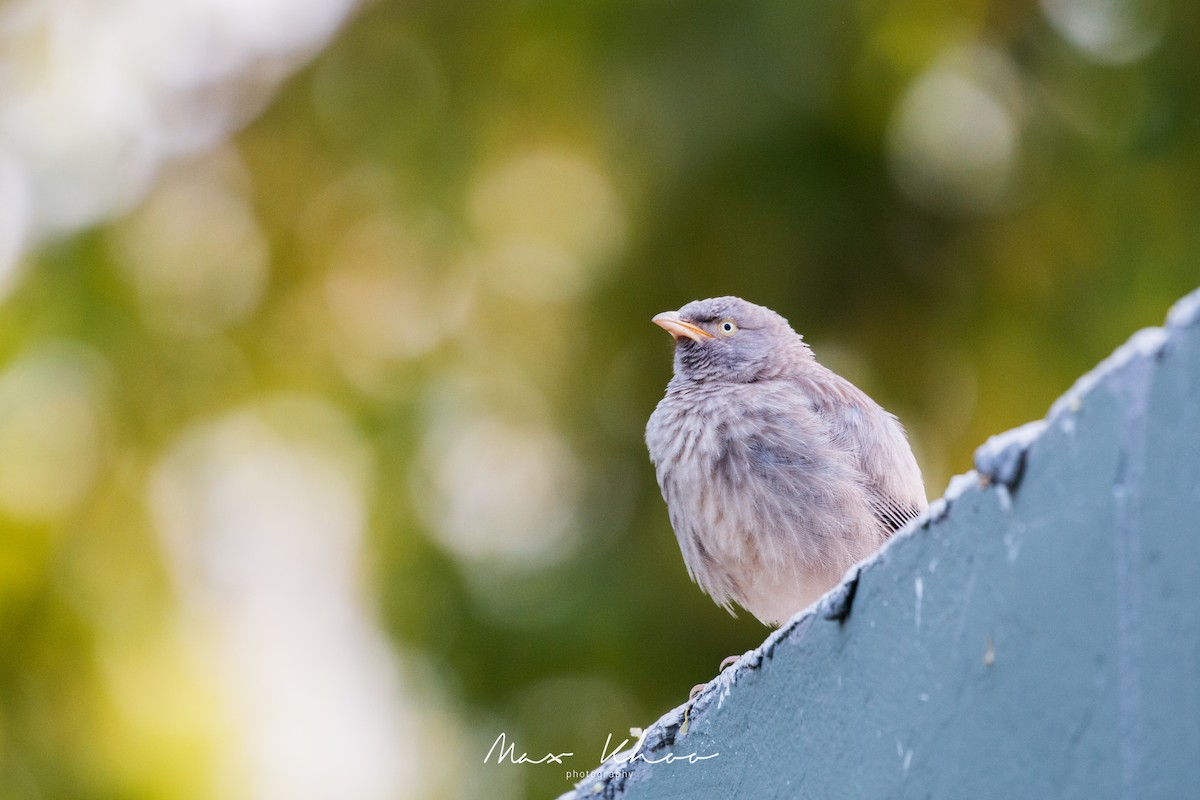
[646,296,927,626]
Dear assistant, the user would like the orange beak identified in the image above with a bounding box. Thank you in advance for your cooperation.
[653,311,713,343]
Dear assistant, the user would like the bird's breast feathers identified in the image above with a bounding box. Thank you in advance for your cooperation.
[646,381,886,605]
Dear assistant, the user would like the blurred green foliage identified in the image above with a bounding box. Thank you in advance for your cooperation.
[1,0,1198,798]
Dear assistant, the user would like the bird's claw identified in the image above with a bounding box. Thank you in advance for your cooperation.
[689,655,741,701]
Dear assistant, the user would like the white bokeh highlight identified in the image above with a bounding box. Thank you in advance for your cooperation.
[1040,0,1166,64]
[0,0,359,302]
[110,150,270,336]
[888,46,1025,215]
[412,409,583,571]
[0,152,31,299]
[149,397,431,800]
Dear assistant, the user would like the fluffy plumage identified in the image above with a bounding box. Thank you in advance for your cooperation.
[645,296,927,625]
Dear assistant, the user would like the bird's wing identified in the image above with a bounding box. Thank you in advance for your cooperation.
[868,493,925,534]
[816,374,928,536]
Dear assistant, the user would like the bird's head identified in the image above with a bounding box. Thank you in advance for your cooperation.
[653,296,812,384]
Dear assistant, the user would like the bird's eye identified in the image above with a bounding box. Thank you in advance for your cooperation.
[719,320,738,335]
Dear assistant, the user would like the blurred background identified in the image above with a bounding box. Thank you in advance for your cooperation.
[0,0,1196,797]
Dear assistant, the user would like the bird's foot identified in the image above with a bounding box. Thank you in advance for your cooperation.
[688,683,707,700]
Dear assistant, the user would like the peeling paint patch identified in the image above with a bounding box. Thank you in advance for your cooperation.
[975,420,1046,490]
[820,567,861,623]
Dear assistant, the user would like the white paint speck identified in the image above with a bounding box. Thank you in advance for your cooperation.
[914,576,924,629]
[996,484,1012,513]
[927,558,938,574]
[1003,530,1020,564]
